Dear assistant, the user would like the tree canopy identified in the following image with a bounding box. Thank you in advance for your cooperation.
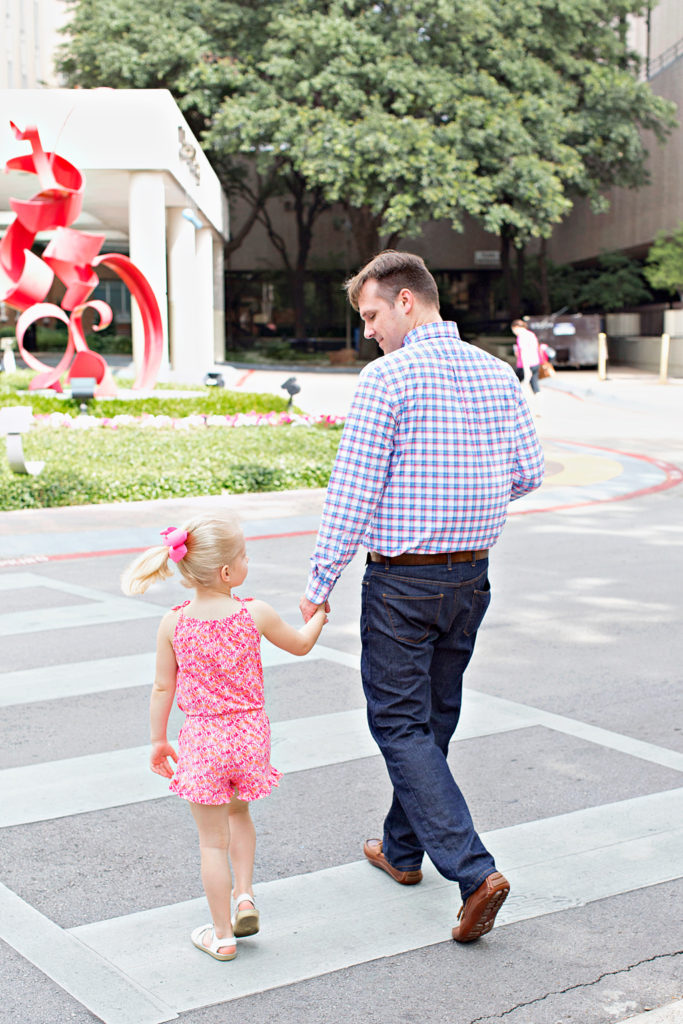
[645,224,683,301]
[58,0,677,324]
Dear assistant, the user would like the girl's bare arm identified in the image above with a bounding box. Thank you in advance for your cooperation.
[150,611,179,777]
[248,600,327,656]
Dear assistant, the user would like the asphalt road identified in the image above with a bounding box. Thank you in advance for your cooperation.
[0,365,681,1024]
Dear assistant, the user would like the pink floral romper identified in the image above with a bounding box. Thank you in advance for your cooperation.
[168,599,282,805]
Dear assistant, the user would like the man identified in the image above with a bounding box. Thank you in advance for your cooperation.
[300,251,544,943]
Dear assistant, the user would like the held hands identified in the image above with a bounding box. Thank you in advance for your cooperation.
[299,596,330,623]
[150,741,178,779]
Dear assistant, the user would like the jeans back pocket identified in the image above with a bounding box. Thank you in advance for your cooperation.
[382,592,444,645]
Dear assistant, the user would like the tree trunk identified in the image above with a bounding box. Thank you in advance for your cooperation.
[500,229,513,317]
[290,177,325,339]
[515,243,525,315]
[538,237,551,314]
[346,205,382,264]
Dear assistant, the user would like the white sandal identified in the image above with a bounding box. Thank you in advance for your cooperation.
[191,923,237,961]
[232,893,260,937]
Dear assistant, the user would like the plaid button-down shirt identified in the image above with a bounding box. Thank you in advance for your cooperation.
[305,321,544,604]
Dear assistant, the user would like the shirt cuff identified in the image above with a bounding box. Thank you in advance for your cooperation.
[305,566,337,605]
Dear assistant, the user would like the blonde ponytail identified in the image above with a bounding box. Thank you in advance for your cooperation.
[121,544,174,595]
[121,510,245,596]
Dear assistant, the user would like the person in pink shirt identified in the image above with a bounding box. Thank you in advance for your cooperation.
[511,319,544,399]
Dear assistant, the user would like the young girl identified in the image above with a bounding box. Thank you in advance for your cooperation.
[121,511,327,962]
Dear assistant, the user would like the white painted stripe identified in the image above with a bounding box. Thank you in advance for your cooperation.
[0,882,177,1024]
[0,598,163,636]
[0,653,157,706]
[0,570,166,635]
[473,691,683,774]
[3,684,681,827]
[0,643,356,707]
[0,571,138,600]
[68,788,683,1015]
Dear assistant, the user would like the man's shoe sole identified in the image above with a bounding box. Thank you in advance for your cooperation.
[452,872,510,943]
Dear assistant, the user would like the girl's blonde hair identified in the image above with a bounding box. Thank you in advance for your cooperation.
[121,511,245,595]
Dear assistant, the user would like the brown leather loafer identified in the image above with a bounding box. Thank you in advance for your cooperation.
[452,871,510,943]
[363,839,423,885]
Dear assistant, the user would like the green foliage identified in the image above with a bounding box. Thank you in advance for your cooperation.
[523,251,651,312]
[645,224,683,299]
[0,380,292,417]
[57,0,677,306]
[0,422,341,509]
[576,252,651,311]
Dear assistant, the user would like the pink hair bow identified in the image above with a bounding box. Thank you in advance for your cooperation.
[160,527,188,562]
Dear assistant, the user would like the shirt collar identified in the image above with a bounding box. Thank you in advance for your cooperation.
[403,320,460,347]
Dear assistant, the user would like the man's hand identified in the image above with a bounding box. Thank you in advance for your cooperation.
[300,596,330,623]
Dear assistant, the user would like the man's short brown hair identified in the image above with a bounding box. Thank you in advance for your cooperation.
[345,250,440,312]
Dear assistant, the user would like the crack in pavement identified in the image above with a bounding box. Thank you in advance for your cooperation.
[469,950,683,1024]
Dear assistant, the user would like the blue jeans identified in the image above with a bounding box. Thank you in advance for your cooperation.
[360,557,497,901]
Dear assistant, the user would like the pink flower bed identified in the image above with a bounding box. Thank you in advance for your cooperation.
[33,411,345,430]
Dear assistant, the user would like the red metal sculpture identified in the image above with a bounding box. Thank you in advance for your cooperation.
[0,122,164,394]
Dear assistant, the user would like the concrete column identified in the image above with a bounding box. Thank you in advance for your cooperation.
[212,237,226,363]
[128,172,169,376]
[194,227,218,371]
[167,208,200,381]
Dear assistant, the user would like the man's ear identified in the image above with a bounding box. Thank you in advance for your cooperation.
[397,288,415,314]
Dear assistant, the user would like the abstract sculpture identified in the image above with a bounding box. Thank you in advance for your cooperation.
[0,122,164,395]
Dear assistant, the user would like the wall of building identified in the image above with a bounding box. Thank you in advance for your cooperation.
[1,0,70,89]
[547,55,683,266]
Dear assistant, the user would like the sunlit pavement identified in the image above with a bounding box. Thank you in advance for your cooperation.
[0,365,681,1024]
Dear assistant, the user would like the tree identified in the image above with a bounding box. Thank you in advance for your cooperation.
[645,225,683,301]
[58,0,676,327]
[453,0,677,314]
[524,252,651,313]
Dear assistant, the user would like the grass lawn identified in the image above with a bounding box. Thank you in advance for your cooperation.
[1,423,343,510]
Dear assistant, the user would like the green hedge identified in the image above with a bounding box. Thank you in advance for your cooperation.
[0,372,293,417]
[0,423,342,509]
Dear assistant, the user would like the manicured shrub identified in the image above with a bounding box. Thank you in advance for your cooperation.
[0,423,342,509]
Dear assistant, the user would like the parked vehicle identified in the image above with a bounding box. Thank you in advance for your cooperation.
[525,314,600,368]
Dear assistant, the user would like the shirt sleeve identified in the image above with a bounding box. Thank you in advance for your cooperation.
[510,387,545,500]
[305,368,395,604]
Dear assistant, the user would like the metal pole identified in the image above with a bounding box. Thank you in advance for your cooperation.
[598,332,608,381]
[659,332,670,383]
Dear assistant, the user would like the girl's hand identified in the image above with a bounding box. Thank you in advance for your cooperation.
[150,741,178,778]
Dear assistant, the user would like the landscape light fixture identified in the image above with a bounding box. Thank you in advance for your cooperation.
[281,376,301,410]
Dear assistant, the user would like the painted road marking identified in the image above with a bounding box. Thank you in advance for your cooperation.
[2,670,681,827]
[0,642,359,707]
[0,572,164,636]
[65,788,683,1017]
[0,882,176,1024]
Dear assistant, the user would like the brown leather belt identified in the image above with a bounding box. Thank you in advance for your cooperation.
[368,550,488,566]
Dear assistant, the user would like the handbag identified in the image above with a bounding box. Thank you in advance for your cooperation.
[538,360,555,379]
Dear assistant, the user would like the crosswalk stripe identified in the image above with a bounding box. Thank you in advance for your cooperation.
[3,672,681,827]
[0,653,158,707]
[0,643,359,707]
[65,788,683,1018]
[0,882,177,1024]
[0,692,515,827]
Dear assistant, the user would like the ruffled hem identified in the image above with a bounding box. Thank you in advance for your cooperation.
[169,767,282,805]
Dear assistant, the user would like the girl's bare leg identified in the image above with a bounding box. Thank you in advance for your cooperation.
[228,793,256,910]
[189,802,236,954]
